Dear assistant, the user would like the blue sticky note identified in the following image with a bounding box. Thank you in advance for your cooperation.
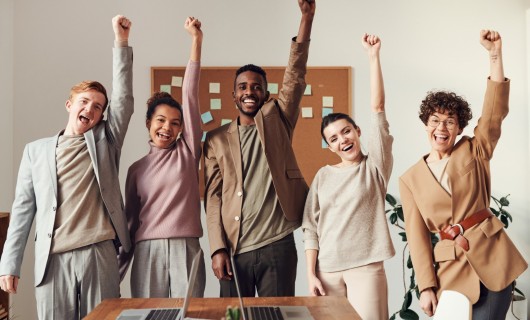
[221,119,232,126]
[304,84,312,96]
[160,84,171,93]
[201,111,213,124]
[202,131,207,142]
[322,138,328,149]
[322,107,333,117]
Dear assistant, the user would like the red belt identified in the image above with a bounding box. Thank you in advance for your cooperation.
[439,208,493,251]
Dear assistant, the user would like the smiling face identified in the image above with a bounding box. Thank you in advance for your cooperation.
[146,104,182,149]
[425,111,462,159]
[64,90,106,135]
[323,118,363,166]
[233,71,270,124]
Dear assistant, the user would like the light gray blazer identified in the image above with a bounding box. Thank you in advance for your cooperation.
[0,47,134,286]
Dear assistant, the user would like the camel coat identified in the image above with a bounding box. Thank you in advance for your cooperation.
[399,79,527,303]
[203,40,310,256]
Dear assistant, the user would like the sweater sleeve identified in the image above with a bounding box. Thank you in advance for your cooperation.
[180,60,202,161]
[302,171,321,251]
[368,111,393,184]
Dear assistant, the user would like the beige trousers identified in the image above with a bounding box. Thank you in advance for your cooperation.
[130,238,205,298]
[35,240,119,320]
[317,261,388,320]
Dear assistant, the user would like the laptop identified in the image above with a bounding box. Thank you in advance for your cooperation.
[230,250,314,320]
[116,249,202,320]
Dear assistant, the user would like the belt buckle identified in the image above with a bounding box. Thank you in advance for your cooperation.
[451,223,464,236]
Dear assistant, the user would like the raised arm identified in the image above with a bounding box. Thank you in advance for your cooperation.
[185,17,202,62]
[181,17,203,160]
[362,34,385,113]
[480,30,503,82]
[296,0,316,43]
[108,15,134,149]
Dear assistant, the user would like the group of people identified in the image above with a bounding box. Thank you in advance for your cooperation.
[0,0,527,319]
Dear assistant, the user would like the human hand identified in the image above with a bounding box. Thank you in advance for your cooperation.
[362,33,381,57]
[419,288,438,317]
[298,0,316,17]
[185,16,202,39]
[212,250,232,280]
[112,15,132,42]
[307,274,326,296]
[0,275,19,294]
[480,29,501,53]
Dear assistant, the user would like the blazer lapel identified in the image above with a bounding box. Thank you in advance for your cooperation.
[47,134,60,199]
[84,130,99,182]
[227,120,243,184]
[254,111,266,151]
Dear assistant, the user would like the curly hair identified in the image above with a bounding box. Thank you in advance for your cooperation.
[146,91,182,121]
[418,91,472,129]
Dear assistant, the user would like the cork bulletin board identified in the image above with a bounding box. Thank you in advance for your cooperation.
[151,66,351,196]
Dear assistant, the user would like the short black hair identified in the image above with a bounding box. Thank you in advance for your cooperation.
[234,64,268,89]
[321,113,358,144]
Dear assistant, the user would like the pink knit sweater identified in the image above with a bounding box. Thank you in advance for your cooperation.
[118,60,202,278]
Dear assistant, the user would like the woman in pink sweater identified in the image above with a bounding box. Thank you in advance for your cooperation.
[118,17,205,298]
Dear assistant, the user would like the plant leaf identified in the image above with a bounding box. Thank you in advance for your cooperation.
[386,193,397,206]
[500,215,509,228]
[499,195,510,206]
[399,309,419,320]
[397,206,404,222]
[402,291,412,310]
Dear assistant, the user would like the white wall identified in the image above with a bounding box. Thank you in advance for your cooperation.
[2,0,529,319]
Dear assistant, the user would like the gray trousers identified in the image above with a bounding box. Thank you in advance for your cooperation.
[472,282,513,320]
[220,233,297,297]
[35,240,119,320]
[130,238,205,298]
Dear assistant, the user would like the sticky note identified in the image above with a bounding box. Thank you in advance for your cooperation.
[201,111,213,124]
[221,119,232,126]
[202,131,207,142]
[171,76,183,87]
[304,84,312,96]
[209,82,220,93]
[323,96,334,107]
[322,138,328,149]
[160,85,171,94]
[210,98,222,110]
[268,83,279,94]
[301,107,313,118]
[322,107,333,117]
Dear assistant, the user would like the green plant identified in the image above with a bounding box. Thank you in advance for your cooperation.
[385,193,523,320]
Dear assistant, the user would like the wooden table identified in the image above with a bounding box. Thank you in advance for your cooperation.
[84,296,361,320]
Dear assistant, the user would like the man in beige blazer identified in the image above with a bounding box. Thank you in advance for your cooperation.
[203,0,315,297]
[399,30,527,319]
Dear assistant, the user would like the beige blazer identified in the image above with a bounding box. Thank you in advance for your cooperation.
[399,79,527,303]
[203,40,310,255]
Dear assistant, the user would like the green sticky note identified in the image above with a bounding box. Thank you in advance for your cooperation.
[160,85,171,94]
[210,98,222,110]
[201,111,213,124]
[304,84,312,96]
[268,83,279,94]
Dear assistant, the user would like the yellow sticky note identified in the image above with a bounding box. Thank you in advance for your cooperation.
[209,82,220,93]
[301,107,313,118]
[323,96,334,107]
[171,76,183,87]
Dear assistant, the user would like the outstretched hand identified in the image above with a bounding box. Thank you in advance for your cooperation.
[112,15,131,42]
[185,16,202,39]
[480,29,501,52]
[298,0,316,17]
[362,33,381,56]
